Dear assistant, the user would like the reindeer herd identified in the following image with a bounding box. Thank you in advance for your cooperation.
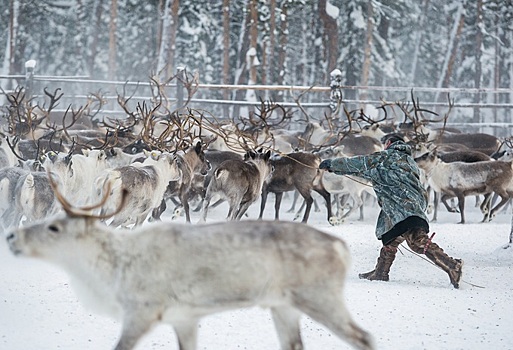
[2,85,513,350]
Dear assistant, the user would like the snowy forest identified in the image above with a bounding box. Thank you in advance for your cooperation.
[1,0,513,125]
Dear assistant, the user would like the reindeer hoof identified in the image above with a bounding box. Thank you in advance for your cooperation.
[171,207,184,220]
[329,216,344,226]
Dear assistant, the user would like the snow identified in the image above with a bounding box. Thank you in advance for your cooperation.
[326,1,340,20]
[1,195,512,350]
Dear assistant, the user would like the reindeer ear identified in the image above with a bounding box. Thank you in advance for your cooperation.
[264,150,271,160]
[82,149,90,156]
[195,141,202,154]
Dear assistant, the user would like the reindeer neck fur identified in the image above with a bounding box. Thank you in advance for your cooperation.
[421,155,444,177]
[46,219,126,318]
[182,150,199,173]
[246,158,272,190]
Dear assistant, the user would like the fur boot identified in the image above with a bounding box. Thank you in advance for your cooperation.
[359,242,400,281]
[405,230,464,288]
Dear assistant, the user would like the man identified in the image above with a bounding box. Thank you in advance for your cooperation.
[319,135,463,288]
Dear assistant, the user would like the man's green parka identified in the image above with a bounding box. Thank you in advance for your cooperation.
[328,141,429,242]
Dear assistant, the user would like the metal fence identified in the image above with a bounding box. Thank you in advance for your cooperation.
[1,61,513,137]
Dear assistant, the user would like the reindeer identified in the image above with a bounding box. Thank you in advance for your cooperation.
[0,167,60,232]
[259,152,332,223]
[0,167,30,231]
[424,132,502,156]
[94,150,181,227]
[6,175,374,350]
[200,149,273,221]
[319,171,375,224]
[151,141,211,223]
[0,135,19,169]
[415,150,513,223]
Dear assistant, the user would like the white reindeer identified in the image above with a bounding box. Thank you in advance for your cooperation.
[42,149,109,206]
[93,150,181,227]
[6,180,374,350]
[0,136,19,169]
[319,171,375,224]
[0,167,60,231]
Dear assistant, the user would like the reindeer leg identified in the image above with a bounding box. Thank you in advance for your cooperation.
[173,320,199,350]
[358,194,365,221]
[456,194,466,224]
[300,192,314,223]
[314,187,332,222]
[151,199,166,221]
[274,192,283,220]
[432,191,439,222]
[480,193,492,222]
[287,190,299,213]
[235,200,252,220]
[313,197,320,212]
[294,199,306,221]
[179,188,191,223]
[441,194,458,213]
[487,195,510,222]
[115,312,156,350]
[293,293,374,350]
[270,306,303,350]
[341,194,363,221]
[259,188,269,220]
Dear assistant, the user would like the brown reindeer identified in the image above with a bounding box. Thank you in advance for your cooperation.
[152,141,211,223]
[200,149,273,221]
[259,152,332,223]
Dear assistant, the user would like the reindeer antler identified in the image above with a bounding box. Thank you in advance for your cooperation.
[47,170,128,219]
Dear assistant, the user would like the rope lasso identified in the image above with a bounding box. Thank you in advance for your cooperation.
[397,243,485,289]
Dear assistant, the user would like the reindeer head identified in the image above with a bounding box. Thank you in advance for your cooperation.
[6,172,127,260]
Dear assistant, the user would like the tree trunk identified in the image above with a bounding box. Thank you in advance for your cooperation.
[222,0,230,118]
[276,3,288,100]
[319,0,339,78]
[435,3,464,103]
[87,0,104,78]
[264,0,276,88]
[166,0,180,78]
[248,0,258,85]
[108,0,118,81]
[156,0,165,62]
[360,0,374,104]
[493,12,499,124]
[157,0,180,79]
[410,0,429,84]
[232,0,251,119]
[2,0,18,84]
[473,0,483,124]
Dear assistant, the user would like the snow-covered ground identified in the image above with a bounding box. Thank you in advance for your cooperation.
[1,194,512,350]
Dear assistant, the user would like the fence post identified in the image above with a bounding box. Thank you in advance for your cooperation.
[25,60,37,103]
[329,68,343,114]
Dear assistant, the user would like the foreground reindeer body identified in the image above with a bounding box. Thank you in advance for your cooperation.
[6,208,374,350]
